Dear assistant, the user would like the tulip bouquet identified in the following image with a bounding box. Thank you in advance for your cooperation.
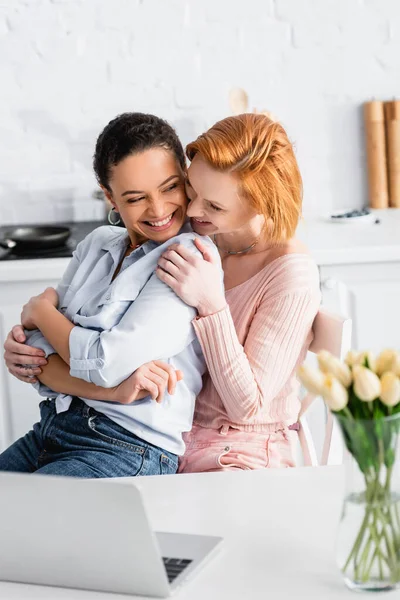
[298,349,400,591]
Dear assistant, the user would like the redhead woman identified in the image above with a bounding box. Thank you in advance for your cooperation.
[4,114,320,473]
[156,114,321,471]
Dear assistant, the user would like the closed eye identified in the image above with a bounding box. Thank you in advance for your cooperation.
[186,178,222,210]
[209,202,223,211]
[127,196,145,203]
[163,183,179,193]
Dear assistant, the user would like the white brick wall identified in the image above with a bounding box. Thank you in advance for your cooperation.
[1,0,399,225]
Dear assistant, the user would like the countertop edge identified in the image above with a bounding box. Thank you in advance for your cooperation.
[312,246,400,267]
[1,247,400,282]
[0,258,71,282]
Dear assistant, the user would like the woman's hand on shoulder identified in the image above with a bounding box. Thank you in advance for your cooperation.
[156,237,227,316]
[111,360,184,404]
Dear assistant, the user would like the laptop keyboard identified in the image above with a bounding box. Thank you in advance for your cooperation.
[162,557,193,583]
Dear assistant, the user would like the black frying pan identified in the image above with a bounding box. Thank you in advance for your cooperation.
[0,226,71,253]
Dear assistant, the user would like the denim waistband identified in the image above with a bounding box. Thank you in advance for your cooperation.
[67,397,91,417]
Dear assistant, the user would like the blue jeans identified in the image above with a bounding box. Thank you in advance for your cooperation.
[0,398,178,478]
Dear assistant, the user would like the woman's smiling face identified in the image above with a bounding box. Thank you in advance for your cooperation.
[186,155,258,237]
[103,147,187,244]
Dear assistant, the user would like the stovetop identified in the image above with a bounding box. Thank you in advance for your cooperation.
[0,220,108,261]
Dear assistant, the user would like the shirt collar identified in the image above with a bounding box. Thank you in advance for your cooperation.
[102,219,193,256]
[101,229,160,258]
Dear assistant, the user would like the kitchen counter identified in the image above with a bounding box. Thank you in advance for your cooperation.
[297,209,400,266]
[1,210,399,282]
[0,220,105,281]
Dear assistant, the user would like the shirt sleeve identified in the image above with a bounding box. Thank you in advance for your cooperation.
[23,237,88,397]
[193,272,321,423]
[67,234,220,388]
[69,271,199,387]
[23,244,84,354]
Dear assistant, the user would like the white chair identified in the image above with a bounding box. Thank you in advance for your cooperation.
[296,309,352,467]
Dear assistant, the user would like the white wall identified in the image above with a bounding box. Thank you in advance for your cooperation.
[1,0,399,225]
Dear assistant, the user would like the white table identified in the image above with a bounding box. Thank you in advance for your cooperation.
[0,466,394,599]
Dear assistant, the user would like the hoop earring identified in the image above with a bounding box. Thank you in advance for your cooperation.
[108,208,121,225]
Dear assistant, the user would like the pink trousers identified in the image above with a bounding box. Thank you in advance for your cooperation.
[178,424,297,473]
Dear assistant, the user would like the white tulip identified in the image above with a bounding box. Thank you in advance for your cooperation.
[380,371,400,407]
[298,365,325,395]
[376,349,400,377]
[353,351,377,372]
[345,350,361,367]
[317,350,352,387]
[321,374,349,412]
[353,365,381,402]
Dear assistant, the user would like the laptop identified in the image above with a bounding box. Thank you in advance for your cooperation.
[0,472,223,597]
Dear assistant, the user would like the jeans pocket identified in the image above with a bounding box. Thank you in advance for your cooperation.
[87,414,146,455]
[159,453,178,475]
[217,444,268,470]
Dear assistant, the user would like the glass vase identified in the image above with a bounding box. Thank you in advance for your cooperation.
[336,413,400,592]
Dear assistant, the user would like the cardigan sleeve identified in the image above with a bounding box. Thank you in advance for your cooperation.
[193,270,321,423]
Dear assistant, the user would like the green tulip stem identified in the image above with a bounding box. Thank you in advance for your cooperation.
[378,507,397,566]
[394,503,400,533]
[342,406,354,421]
[359,536,372,582]
[342,509,370,573]
[385,465,393,491]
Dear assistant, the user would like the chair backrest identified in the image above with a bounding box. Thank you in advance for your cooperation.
[296,308,352,467]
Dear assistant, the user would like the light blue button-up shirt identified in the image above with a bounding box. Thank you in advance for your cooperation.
[26,222,222,455]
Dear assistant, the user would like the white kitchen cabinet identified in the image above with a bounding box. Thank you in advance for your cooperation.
[319,261,400,352]
[0,260,68,451]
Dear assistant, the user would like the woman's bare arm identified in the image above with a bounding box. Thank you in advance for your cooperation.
[37,354,128,401]
[38,354,183,405]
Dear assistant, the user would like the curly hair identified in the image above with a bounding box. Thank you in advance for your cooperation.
[187,113,302,242]
[93,113,186,192]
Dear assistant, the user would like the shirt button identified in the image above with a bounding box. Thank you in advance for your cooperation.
[224,446,230,452]
[95,359,103,367]
[105,293,111,300]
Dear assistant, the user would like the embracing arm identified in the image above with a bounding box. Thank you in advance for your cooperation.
[155,239,320,423]
[28,304,74,364]
[37,354,160,403]
[21,235,197,393]
[37,354,119,400]
[64,272,197,387]
[193,284,320,423]
[22,238,87,363]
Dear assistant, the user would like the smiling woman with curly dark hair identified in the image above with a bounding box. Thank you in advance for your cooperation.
[0,112,221,478]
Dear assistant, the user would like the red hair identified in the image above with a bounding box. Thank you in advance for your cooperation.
[186,113,302,242]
